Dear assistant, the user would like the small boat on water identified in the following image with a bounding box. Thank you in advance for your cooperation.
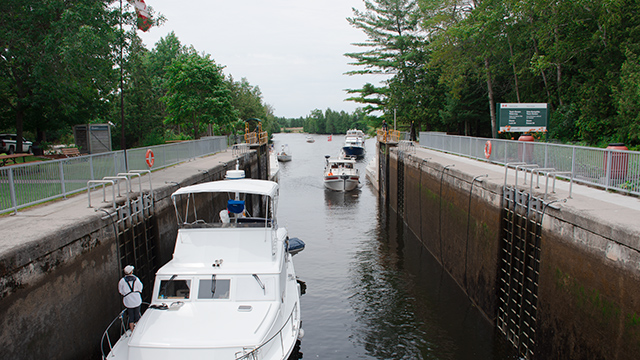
[342,129,366,160]
[323,155,360,192]
[277,144,292,162]
[269,146,280,182]
[305,136,315,143]
[101,165,304,360]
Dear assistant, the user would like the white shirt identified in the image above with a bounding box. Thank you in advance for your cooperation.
[118,275,143,308]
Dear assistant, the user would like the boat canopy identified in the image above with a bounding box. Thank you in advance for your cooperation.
[326,158,356,165]
[171,179,279,199]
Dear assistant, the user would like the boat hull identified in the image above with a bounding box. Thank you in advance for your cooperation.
[341,146,365,159]
[324,175,360,192]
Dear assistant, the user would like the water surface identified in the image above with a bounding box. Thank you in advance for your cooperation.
[274,133,514,360]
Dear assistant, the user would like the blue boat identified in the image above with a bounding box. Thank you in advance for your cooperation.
[341,129,366,159]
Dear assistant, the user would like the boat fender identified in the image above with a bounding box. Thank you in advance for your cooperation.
[298,328,305,339]
[328,172,333,176]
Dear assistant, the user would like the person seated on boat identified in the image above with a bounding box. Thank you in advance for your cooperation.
[219,209,231,226]
[118,265,143,331]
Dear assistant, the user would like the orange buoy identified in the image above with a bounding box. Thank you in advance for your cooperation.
[145,149,155,167]
[484,141,492,159]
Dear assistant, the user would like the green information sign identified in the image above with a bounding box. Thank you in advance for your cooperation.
[498,103,548,133]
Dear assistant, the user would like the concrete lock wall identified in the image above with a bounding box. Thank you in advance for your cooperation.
[0,149,263,360]
[384,145,640,359]
[388,150,503,322]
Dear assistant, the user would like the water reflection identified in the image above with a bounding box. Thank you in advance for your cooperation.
[324,188,361,209]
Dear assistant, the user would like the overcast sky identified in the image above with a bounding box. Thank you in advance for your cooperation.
[137,0,387,119]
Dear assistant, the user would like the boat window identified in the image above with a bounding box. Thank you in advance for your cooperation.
[198,278,231,299]
[158,279,191,300]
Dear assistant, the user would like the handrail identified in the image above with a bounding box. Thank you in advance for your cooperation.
[87,180,116,208]
[235,304,299,360]
[101,303,152,360]
[100,309,127,360]
[376,129,401,143]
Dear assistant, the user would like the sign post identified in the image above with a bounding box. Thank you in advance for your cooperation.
[498,103,548,133]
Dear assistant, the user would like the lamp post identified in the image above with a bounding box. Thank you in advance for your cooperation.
[120,0,128,171]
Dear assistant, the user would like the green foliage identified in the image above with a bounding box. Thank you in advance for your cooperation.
[162,52,238,139]
[344,0,640,145]
[0,0,119,148]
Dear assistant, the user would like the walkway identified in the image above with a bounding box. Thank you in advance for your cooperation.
[0,149,238,264]
[406,145,640,250]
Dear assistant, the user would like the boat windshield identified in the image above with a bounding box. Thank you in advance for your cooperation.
[197,278,230,299]
[172,188,276,228]
[158,278,191,300]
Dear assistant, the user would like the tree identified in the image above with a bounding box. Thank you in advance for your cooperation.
[162,53,238,139]
[346,0,431,130]
[0,0,119,150]
[227,76,269,132]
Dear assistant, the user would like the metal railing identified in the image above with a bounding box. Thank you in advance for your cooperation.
[418,132,640,196]
[376,129,404,143]
[0,137,228,214]
[235,304,300,360]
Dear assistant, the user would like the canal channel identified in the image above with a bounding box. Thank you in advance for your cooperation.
[272,133,516,359]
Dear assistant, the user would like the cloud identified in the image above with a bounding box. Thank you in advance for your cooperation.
[138,0,382,118]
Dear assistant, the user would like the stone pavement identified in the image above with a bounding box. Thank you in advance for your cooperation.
[0,149,239,265]
[407,146,640,251]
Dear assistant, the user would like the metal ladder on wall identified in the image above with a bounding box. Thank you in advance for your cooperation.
[498,186,544,359]
[88,171,157,291]
[497,163,569,359]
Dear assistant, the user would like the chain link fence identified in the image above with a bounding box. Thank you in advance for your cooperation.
[1,137,228,214]
[418,132,639,196]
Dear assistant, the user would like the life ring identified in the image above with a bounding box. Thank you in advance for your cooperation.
[145,149,155,167]
[484,141,492,159]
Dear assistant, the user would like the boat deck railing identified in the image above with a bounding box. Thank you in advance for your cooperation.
[101,303,151,359]
[235,304,299,360]
[100,309,129,360]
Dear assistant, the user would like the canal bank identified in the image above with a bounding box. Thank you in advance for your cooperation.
[0,146,268,360]
[379,141,640,359]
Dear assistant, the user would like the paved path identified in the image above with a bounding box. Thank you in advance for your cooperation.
[407,146,640,249]
[0,150,238,261]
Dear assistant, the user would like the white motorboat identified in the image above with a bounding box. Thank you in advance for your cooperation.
[341,129,366,160]
[269,146,280,182]
[102,167,303,360]
[277,144,292,162]
[323,155,360,192]
[305,136,315,143]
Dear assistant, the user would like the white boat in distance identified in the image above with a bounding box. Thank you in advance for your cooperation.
[305,135,315,143]
[323,155,360,192]
[277,144,292,162]
[102,168,303,360]
[341,129,366,160]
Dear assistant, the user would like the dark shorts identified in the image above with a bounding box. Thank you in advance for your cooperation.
[126,306,141,323]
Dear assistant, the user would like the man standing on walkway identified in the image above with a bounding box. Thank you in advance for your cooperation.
[118,265,143,331]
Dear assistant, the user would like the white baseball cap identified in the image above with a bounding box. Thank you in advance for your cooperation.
[124,265,134,274]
